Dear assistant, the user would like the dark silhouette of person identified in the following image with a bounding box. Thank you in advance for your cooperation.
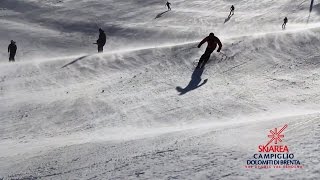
[282,17,288,30]
[96,28,106,53]
[196,33,222,69]
[8,40,17,62]
[166,1,171,11]
[229,5,235,17]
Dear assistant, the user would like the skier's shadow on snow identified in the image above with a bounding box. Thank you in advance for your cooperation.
[61,55,87,68]
[224,14,233,23]
[155,10,169,19]
[176,68,208,95]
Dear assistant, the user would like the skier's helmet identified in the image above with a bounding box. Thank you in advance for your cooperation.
[209,33,214,37]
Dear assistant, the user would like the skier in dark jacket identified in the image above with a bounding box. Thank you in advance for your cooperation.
[229,5,235,17]
[282,17,288,30]
[96,28,106,53]
[8,40,17,62]
[166,1,171,11]
[197,33,222,69]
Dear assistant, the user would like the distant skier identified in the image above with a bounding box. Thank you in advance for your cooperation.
[166,1,171,11]
[196,33,222,69]
[229,5,235,17]
[96,28,106,53]
[282,17,288,30]
[8,40,17,62]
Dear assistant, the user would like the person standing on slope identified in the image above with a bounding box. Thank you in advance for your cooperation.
[166,1,171,11]
[96,28,106,53]
[282,17,288,30]
[229,5,235,17]
[8,40,17,62]
[196,33,222,69]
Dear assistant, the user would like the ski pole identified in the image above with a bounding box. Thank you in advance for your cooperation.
[219,51,227,56]
[218,52,228,62]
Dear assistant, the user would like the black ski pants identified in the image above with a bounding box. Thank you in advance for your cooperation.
[197,48,214,68]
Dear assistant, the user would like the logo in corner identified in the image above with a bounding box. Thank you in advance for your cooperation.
[245,124,303,169]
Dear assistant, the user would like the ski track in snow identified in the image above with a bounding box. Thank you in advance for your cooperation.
[1,0,320,179]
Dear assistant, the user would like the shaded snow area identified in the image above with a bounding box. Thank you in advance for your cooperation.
[0,0,320,179]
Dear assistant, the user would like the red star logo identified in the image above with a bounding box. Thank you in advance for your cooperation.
[265,124,288,147]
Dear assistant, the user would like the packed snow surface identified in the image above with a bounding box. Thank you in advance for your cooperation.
[0,0,320,179]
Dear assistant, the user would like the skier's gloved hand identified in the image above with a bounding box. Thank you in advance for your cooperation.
[197,45,201,48]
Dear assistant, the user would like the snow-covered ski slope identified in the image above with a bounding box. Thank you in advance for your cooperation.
[0,0,320,179]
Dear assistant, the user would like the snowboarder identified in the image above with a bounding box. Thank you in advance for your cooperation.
[96,28,106,53]
[229,5,235,17]
[282,17,288,30]
[196,33,222,69]
[166,1,171,11]
[8,40,17,62]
